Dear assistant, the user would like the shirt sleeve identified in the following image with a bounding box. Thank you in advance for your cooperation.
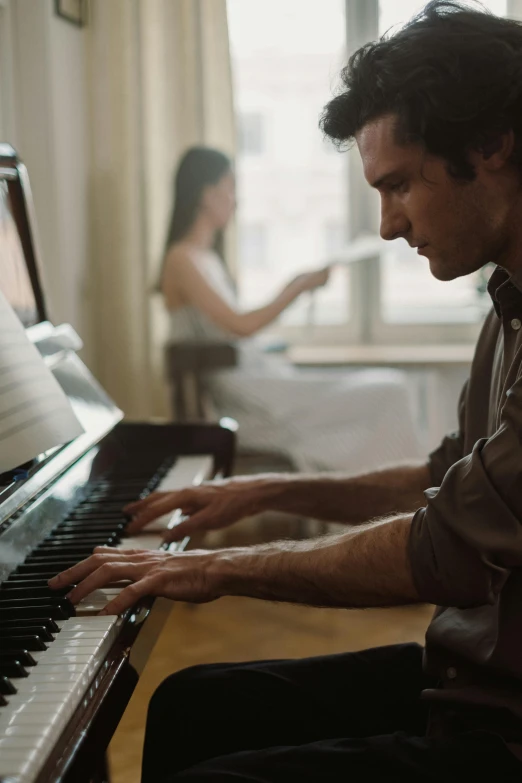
[409,376,522,609]
[428,379,468,486]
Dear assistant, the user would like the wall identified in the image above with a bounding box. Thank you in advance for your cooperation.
[7,0,92,361]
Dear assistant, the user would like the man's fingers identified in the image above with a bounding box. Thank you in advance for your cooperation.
[49,552,118,589]
[125,489,193,516]
[48,549,143,589]
[163,510,212,542]
[66,561,146,606]
[125,495,193,533]
[123,491,169,514]
[100,577,159,616]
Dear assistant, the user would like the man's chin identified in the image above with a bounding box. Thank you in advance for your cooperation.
[428,257,461,282]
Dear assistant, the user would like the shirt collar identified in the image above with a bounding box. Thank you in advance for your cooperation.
[488,266,522,318]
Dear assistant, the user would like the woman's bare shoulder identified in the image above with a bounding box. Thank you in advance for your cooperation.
[164,241,199,269]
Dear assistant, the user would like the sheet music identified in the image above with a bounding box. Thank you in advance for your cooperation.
[0,290,83,474]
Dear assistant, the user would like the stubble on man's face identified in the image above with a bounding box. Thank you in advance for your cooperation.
[356,114,505,282]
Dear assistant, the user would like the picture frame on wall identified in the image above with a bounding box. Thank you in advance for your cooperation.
[54,0,87,28]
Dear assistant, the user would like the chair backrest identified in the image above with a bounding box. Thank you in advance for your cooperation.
[165,341,238,422]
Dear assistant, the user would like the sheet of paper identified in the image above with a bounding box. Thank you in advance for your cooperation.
[0,290,84,474]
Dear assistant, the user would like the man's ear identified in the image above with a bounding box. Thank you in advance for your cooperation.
[477,130,515,170]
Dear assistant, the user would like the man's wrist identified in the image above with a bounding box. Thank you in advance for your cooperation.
[208,547,256,598]
[249,474,298,515]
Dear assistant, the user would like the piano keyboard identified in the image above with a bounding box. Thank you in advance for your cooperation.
[0,453,213,783]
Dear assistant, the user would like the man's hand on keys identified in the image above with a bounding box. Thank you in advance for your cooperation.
[48,546,225,614]
[124,476,267,542]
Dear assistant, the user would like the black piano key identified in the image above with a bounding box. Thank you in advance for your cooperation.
[66,511,125,520]
[38,537,118,547]
[44,529,120,537]
[0,660,29,678]
[45,529,122,539]
[0,675,17,695]
[77,501,128,510]
[0,596,74,613]
[16,560,85,574]
[0,616,60,633]
[0,579,72,591]
[32,547,107,558]
[58,516,128,524]
[25,548,113,562]
[0,650,37,666]
[95,477,153,485]
[88,492,142,502]
[0,586,71,600]
[31,537,118,550]
[0,625,54,642]
[0,636,47,652]
[54,522,126,532]
[10,570,74,581]
[0,604,72,621]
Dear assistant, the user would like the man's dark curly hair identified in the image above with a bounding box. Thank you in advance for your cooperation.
[320,1,522,180]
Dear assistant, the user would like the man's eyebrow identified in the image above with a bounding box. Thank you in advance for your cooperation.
[370,170,404,189]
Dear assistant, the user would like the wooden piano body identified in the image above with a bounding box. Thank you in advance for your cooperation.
[0,144,236,783]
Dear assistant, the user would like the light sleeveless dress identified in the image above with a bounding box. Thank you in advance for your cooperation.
[168,252,423,473]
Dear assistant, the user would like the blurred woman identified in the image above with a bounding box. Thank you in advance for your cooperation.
[161,146,422,472]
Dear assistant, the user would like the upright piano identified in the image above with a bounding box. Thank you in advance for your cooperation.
[0,144,236,783]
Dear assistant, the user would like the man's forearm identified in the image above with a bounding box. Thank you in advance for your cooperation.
[213,515,419,608]
[249,463,430,524]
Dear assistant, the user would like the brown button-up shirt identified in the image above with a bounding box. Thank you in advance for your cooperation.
[409,267,522,749]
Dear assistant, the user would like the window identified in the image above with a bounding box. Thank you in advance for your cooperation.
[324,222,346,257]
[238,112,265,156]
[228,0,349,332]
[228,0,514,345]
[239,224,267,268]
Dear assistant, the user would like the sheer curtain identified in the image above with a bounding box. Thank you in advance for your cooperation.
[86,0,235,420]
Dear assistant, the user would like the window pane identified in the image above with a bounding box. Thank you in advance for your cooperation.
[382,240,493,324]
[227,0,349,327]
[238,113,264,156]
[380,0,507,32]
[378,0,507,325]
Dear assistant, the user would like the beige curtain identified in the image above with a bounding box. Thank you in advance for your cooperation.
[86,0,236,420]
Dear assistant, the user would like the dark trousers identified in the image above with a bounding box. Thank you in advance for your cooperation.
[141,643,522,782]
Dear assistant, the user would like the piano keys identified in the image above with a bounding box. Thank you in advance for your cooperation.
[0,143,236,783]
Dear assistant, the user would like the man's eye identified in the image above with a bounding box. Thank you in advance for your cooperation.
[390,181,408,193]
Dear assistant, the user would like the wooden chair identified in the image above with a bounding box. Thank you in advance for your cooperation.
[165,341,238,422]
[164,339,295,465]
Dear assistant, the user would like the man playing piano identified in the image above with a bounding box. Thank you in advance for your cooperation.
[51,2,522,780]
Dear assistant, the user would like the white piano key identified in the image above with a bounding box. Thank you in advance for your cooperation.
[0,733,50,749]
[76,588,123,614]
[0,616,118,783]
[58,630,115,640]
[125,454,213,539]
[0,457,214,783]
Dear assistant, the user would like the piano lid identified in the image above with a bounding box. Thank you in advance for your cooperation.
[0,144,123,522]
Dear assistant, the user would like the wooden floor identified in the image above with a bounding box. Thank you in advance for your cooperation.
[107,594,432,782]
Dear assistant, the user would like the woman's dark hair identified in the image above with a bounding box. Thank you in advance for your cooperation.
[164,146,232,253]
[320,1,522,180]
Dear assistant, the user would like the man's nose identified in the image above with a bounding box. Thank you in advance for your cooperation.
[380,204,410,242]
